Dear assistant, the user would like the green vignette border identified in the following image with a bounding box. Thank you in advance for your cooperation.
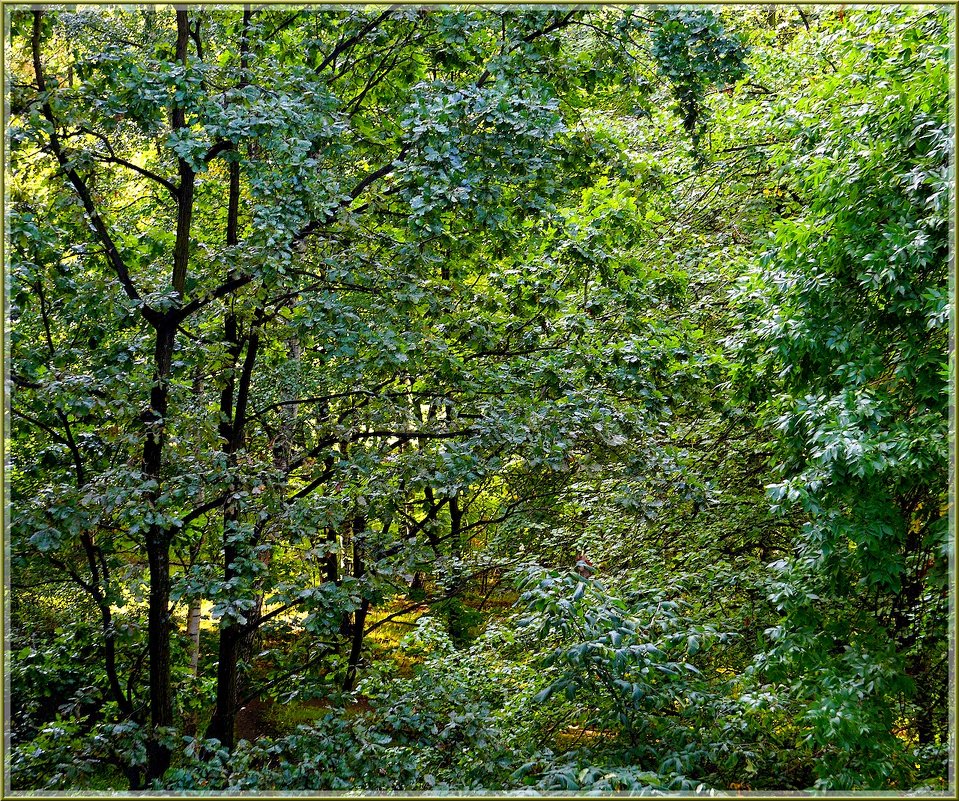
[0,1,955,798]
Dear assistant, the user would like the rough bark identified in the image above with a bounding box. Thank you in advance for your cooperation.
[143,321,177,783]
[205,328,261,750]
[449,495,463,558]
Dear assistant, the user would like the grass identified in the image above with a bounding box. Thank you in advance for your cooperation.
[265,700,330,734]
[365,601,430,676]
[265,694,375,735]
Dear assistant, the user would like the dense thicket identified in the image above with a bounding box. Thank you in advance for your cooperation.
[7,5,952,793]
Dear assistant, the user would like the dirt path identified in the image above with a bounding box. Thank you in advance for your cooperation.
[234,698,275,743]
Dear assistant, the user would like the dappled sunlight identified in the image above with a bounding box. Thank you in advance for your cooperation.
[8,3,951,794]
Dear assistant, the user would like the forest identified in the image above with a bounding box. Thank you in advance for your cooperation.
[6,3,954,793]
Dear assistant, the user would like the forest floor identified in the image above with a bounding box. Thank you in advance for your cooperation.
[236,695,374,742]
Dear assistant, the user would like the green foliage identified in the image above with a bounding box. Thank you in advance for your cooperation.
[7,4,950,793]
[728,6,952,790]
[652,7,748,148]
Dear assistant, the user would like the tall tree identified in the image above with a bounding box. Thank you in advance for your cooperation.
[729,7,951,788]
[9,5,747,786]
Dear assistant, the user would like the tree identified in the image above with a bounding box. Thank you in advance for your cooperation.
[728,6,951,788]
[9,5,747,787]
[12,6,948,793]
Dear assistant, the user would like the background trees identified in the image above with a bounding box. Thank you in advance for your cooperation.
[7,4,952,793]
[727,8,951,786]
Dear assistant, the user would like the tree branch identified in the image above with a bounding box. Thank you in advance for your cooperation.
[70,127,180,197]
[171,272,254,323]
[31,11,153,318]
[318,6,398,74]
[98,155,180,197]
[293,148,409,245]
[476,10,579,88]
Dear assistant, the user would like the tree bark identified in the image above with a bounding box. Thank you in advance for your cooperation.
[205,11,259,748]
[343,598,370,692]
[450,495,463,558]
[145,11,194,781]
[206,623,243,747]
[30,10,172,785]
[325,526,340,585]
[343,515,368,691]
[143,321,176,783]
[206,328,261,750]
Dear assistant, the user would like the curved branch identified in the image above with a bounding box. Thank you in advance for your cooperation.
[203,140,234,164]
[171,272,253,323]
[476,10,580,88]
[31,11,154,318]
[72,126,179,197]
[293,148,409,245]
[318,6,398,75]
[98,155,179,197]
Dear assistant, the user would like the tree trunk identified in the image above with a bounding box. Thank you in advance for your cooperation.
[144,535,172,781]
[343,598,370,691]
[187,600,202,674]
[143,322,176,784]
[325,527,339,584]
[206,13,257,745]
[145,10,194,781]
[30,8,175,784]
[206,622,242,748]
[206,322,260,749]
[343,515,367,691]
[450,495,463,558]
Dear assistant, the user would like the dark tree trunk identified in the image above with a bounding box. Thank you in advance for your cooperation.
[343,516,367,691]
[325,527,340,584]
[206,622,243,748]
[31,9,182,787]
[343,598,370,692]
[144,10,195,781]
[144,526,173,781]
[450,495,463,558]
[206,10,258,748]
[143,322,176,784]
[206,328,260,749]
